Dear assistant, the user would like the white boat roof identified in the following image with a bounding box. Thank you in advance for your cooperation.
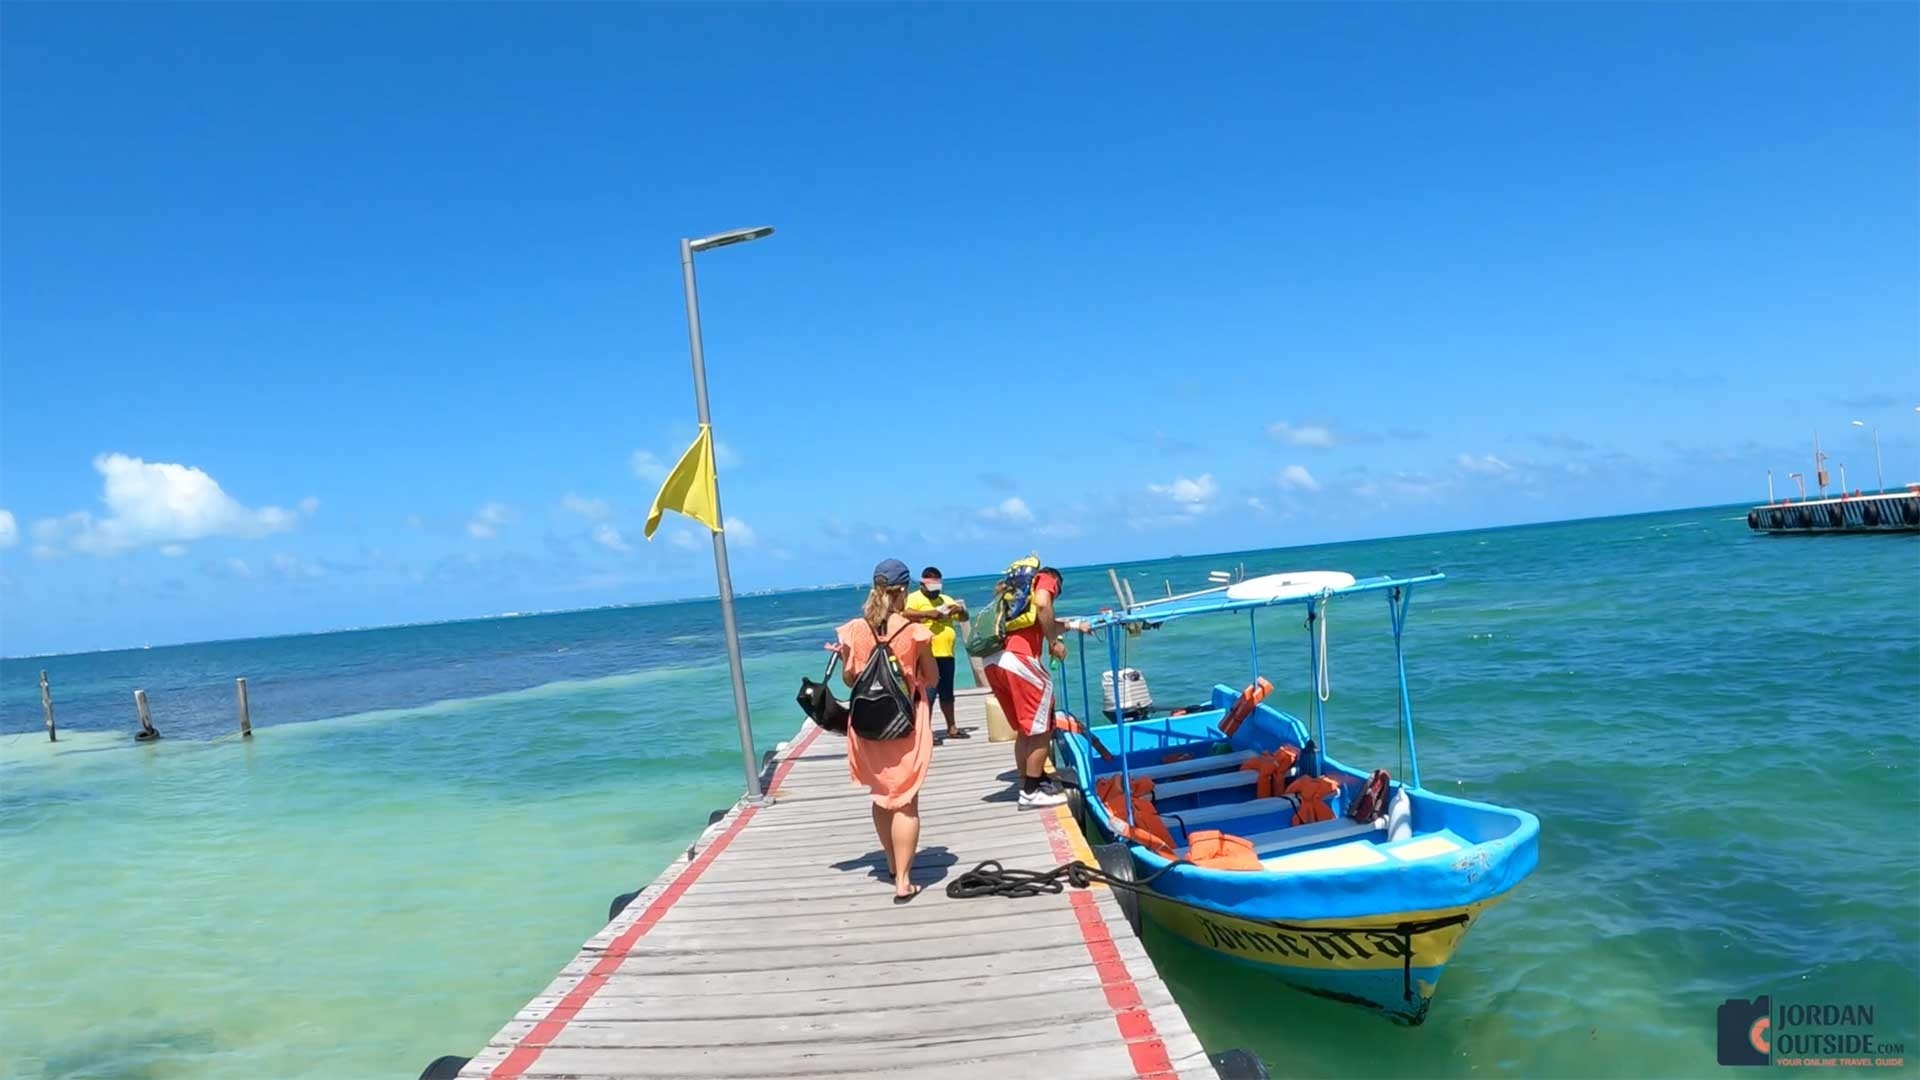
[1078,570,1445,630]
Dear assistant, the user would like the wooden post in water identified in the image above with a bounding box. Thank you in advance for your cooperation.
[236,677,252,738]
[39,670,56,742]
[134,689,159,741]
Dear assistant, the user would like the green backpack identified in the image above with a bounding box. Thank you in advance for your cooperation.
[964,595,1010,658]
[964,555,1046,658]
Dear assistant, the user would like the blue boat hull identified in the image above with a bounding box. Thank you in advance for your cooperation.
[1057,689,1538,1024]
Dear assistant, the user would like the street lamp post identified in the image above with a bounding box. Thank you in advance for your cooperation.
[680,225,775,803]
[1850,420,1884,494]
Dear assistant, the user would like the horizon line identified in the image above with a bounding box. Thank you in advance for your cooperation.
[0,497,1755,663]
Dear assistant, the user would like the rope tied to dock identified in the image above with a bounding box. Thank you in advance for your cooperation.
[946,856,1182,899]
[947,857,1470,1003]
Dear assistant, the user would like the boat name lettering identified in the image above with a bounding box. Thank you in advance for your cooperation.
[1194,915,1410,961]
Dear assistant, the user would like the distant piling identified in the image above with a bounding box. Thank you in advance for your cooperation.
[39,670,56,742]
[236,677,253,738]
[134,689,159,742]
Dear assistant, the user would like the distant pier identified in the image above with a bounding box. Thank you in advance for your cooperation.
[1748,486,1919,535]
[438,688,1230,1080]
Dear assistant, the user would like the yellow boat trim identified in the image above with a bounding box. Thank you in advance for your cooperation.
[1141,894,1506,973]
[1052,803,1105,889]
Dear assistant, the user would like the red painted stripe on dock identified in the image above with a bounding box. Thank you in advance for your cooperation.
[488,722,825,1079]
[1040,809,1176,1079]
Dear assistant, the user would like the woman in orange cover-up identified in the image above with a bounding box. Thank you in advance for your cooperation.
[827,558,936,902]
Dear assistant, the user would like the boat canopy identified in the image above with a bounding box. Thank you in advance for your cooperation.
[1079,571,1446,631]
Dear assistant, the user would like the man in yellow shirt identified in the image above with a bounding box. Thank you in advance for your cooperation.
[903,566,970,741]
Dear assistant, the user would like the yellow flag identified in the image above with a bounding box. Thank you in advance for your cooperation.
[643,425,722,539]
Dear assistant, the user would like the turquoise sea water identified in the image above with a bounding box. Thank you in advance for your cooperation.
[3,506,1916,1078]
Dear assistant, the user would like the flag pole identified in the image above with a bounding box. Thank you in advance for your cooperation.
[680,237,764,804]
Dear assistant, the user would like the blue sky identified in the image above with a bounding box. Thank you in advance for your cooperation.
[2,3,1915,655]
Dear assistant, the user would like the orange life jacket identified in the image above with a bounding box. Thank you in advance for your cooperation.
[1186,829,1263,871]
[1284,774,1341,824]
[1218,677,1274,736]
[1094,775,1176,856]
[1236,744,1301,799]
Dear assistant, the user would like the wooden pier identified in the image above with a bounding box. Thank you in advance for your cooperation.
[451,688,1221,1079]
[1747,486,1920,534]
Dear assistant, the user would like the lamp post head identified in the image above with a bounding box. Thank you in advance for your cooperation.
[688,226,775,254]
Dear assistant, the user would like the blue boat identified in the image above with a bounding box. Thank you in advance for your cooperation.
[1051,569,1540,1024]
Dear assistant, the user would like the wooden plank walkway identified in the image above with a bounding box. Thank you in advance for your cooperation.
[456,687,1218,1080]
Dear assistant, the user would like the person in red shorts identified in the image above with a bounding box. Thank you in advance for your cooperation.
[983,563,1092,811]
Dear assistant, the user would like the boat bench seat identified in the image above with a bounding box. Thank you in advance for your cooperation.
[1152,769,1262,801]
[1164,795,1298,830]
[1243,816,1382,857]
[1124,749,1257,784]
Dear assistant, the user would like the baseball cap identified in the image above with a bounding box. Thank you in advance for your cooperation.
[874,558,911,588]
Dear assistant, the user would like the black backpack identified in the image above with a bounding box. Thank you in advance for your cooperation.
[848,622,917,741]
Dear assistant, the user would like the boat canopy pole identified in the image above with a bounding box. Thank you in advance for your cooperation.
[1390,586,1423,790]
[1077,632,1092,729]
[1248,608,1260,685]
[1109,623,1134,827]
[1306,600,1327,767]
[1054,654,1069,716]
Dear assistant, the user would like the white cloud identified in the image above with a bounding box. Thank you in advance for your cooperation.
[669,528,700,552]
[1146,474,1218,515]
[1355,471,1452,502]
[1269,421,1338,448]
[1456,453,1513,475]
[560,494,612,522]
[1246,497,1269,513]
[271,552,324,580]
[724,517,757,548]
[873,531,891,545]
[715,441,742,469]
[1038,521,1082,539]
[298,496,321,517]
[160,544,189,558]
[225,557,253,578]
[979,496,1035,524]
[467,502,515,539]
[1277,464,1321,492]
[591,523,632,553]
[629,450,668,483]
[0,509,15,549]
[31,453,299,557]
